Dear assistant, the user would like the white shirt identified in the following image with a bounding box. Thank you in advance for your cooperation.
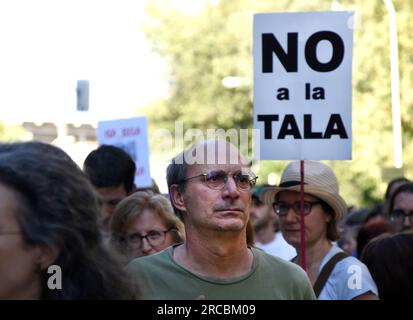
[318,244,378,300]
[256,231,297,261]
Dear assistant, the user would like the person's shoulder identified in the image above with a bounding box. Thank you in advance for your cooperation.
[252,247,316,299]
[127,247,172,271]
[252,246,306,277]
[253,246,292,264]
[333,254,377,289]
[334,254,369,274]
[326,255,378,299]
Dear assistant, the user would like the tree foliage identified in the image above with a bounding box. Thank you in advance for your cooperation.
[0,121,27,142]
[142,0,413,207]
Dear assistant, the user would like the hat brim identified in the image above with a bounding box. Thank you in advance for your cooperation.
[261,185,347,221]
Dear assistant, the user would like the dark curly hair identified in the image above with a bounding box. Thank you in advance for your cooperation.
[0,141,138,299]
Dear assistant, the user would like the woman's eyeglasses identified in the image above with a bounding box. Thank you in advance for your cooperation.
[389,209,413,223]
[126,227,175,249]
[272,201,321,216]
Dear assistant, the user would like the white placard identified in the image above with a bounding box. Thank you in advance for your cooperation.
[253,11,353,160]
[97,116,152,188]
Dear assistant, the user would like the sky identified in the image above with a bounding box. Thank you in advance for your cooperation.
[0,0,169,125]
[0,0,210,192]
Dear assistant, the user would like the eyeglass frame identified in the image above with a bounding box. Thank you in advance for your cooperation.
[125,227,175,249]
[272,200,322,216]
[177,169,258,191]
[389,209,413,223]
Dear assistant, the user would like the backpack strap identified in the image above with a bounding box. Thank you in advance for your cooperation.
[313,252,348,298]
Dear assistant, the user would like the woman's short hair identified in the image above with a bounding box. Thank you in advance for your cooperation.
[320,200,341,241]
[110,191,185,256]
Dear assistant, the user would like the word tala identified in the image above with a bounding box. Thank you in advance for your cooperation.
[257,114,348,140]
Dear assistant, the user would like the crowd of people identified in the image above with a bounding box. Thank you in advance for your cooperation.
[0,140,412,299]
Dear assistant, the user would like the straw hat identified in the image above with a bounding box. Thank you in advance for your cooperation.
[261,160,347,220]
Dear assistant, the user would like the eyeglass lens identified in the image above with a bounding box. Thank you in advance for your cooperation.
[273,201,319,216]
[127,230,167,248]
[204,170,256,190]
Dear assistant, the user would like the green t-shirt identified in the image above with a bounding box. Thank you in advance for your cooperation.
[126,246,315,300]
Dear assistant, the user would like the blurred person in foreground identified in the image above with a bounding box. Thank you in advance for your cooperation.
[110,191,184,264]
[361,231,413,299]
[127,140,315,299]
[0,141,137,299]
[262,160,378,300]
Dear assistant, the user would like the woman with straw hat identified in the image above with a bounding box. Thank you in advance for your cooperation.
[262,160,378,300]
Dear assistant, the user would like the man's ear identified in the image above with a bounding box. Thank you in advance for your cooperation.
[129,183,138,195]
[169,185,186,212]
[34,244,60,271]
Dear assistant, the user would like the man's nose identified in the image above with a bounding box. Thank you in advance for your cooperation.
[222,176,240,198]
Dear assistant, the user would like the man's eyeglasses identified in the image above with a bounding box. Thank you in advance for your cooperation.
[389,209,413,223]
[273,201,322,216]
[179,170,258,191]
[126,227,175,249]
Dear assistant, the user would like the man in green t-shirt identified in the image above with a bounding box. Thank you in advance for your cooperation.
[127,139,315,300]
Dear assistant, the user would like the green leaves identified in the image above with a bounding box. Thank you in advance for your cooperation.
[142,0,413,207]
[0,121,27,142]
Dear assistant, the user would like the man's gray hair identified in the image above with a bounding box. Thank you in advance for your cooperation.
[166,150,188,220]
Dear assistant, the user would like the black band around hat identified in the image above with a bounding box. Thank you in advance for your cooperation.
[279,181,307,188]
